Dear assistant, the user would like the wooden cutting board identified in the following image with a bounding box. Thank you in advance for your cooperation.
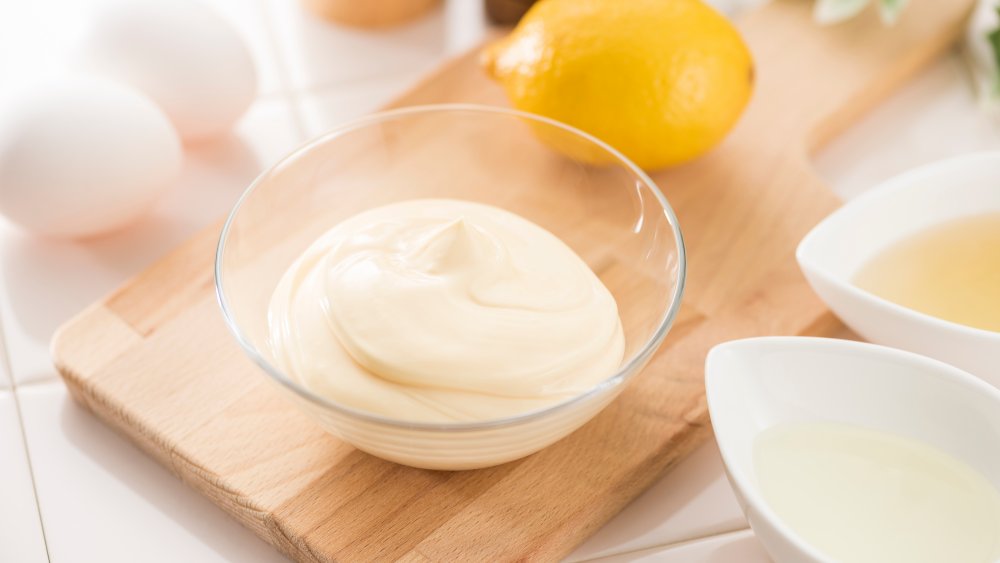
[52,1,974,561]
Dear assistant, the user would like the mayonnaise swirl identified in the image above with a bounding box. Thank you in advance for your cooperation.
[268,199,625,423]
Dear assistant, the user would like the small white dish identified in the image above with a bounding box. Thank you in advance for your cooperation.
[706,336,1000,563]
[796,151,1000,387]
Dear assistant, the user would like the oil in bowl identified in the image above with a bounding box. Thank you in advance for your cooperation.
[796,152,1000,382]
[708,337,1000,563]
[755,421,1000,563]
[853,212,1000,332]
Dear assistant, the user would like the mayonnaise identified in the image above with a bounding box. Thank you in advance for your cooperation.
[268,199,625,423]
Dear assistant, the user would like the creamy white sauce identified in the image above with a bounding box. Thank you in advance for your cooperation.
[268,199,625,423]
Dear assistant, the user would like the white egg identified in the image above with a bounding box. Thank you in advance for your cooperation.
[81,0,257,143]
[0,77,182,239]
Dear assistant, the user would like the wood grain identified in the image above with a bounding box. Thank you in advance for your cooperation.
[52,1,974,561]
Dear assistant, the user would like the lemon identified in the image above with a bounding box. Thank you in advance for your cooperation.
[481,0,754,170]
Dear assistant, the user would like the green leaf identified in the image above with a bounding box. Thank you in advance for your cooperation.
[814,0,870,25]
[989,6,1000,94]
[877,0,909,25]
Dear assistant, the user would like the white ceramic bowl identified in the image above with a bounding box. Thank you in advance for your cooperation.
[706,336,1000,563]
[796,151,1000,387]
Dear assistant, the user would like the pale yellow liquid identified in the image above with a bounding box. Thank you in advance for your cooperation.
[853,212,1000,332]
[754,422,1000,563]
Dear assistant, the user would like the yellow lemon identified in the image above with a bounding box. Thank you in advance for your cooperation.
[482,0,754,170]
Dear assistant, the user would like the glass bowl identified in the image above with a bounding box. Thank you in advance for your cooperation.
[215,104,685,470]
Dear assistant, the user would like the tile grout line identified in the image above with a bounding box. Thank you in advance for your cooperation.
[8,394,52,563]
[12,377,63,389]
[573,526,753,563]
[0,312,52,562]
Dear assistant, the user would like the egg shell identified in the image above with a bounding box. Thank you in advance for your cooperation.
[82,0,257,142]
[0,77,182,239]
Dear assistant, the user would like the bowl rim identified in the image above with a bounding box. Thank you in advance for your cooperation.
[795,150,1000,342]
[215,103,687,431]
[705,336,1000,562]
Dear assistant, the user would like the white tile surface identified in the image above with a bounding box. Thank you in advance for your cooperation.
[0,0,104,104]
[18,381,288,563]
[0,392,48,563]
[0,313,11,390]
[568,443,747,562]
[815,51,1000,201]
[0,0,285,102]
[443,0,488,55]
[0,99,302,386]
[267,0,447,91]
[587,529,769,563]
[296,71,431,138]
[201,0,287,96]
